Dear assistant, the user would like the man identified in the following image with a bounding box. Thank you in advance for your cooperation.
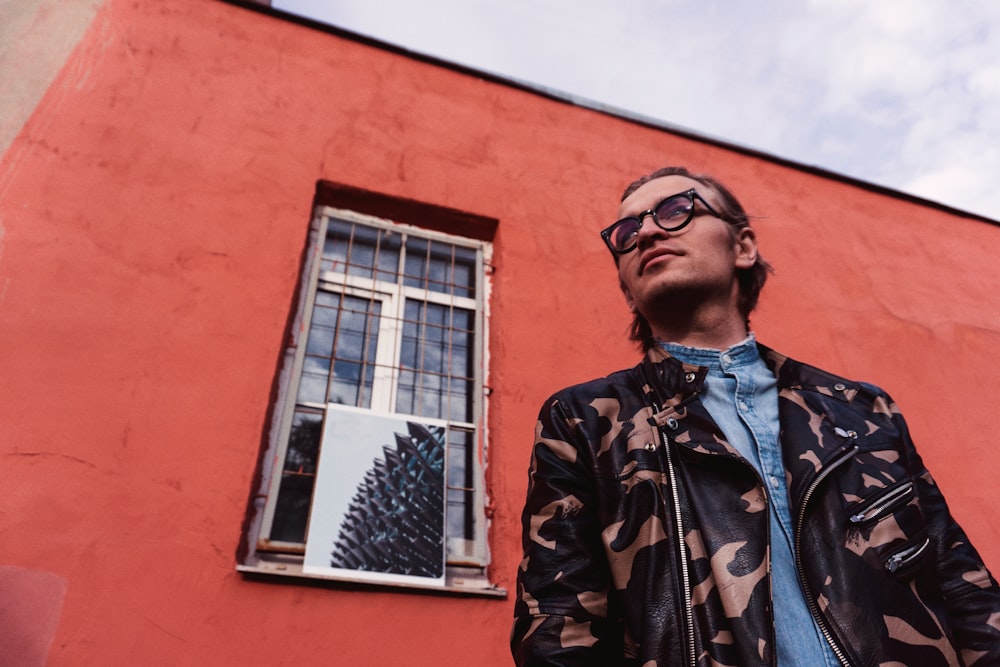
[510,166,1000,666]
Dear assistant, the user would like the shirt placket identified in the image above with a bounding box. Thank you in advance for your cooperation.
[729,361,795,546]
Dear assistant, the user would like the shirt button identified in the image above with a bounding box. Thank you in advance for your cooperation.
[738,401,748,411]
[721,354,732,364]
[684,372,696,383]
[769,476,780,488]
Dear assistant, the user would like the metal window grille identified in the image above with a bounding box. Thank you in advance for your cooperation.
[255,208,490,572]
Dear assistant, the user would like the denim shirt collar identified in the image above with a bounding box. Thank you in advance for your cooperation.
[660,332,759,372]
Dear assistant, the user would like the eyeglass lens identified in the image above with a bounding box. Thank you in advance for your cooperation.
[609,192,694,252]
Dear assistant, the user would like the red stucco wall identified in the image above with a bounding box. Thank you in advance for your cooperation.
[1,1,997,665]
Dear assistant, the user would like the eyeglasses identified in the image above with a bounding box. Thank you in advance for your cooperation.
[601,188,722,255]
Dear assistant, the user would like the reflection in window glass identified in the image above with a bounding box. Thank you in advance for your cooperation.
[322,217,401,283]
[401,238,477,298]
[427,244,449,293]
[264,213,486,574]
[270,409,323,542]
[296,292,381,408]
[396,300,473,422]
[452,246,476,298]
[446,428,476,556]
[402,237,428,291]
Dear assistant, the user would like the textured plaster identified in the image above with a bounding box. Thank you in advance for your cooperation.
[0,0,105,158]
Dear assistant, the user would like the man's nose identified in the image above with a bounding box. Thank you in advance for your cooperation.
[636,211,668,248]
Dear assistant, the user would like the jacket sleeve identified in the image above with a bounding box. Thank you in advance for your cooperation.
[510,395,626,667]
[891,397,1000,665]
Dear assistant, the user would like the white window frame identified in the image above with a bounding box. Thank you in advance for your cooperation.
[238,205,501,596]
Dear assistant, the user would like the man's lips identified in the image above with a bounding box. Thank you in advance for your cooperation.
[638,247,682,274]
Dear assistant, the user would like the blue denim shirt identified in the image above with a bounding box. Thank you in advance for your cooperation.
[663,335,840,667]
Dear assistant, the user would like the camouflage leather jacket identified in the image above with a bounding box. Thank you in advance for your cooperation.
[511,345,1000,666]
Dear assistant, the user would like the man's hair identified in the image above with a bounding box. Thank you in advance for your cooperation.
[618,166,774,351]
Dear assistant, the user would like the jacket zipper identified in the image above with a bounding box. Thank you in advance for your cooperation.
[849,480,914,525]
[794,429,859,667]
[655,405,696,667]
[885,536,930,573]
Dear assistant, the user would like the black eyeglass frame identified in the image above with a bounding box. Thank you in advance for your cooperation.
[600,188,722,256]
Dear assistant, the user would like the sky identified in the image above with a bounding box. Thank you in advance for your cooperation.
[274,0,1000,221]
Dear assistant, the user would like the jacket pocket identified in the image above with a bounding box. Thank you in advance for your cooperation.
[883,533,930,578]
[845,477,930,581]
[848,480,915,526]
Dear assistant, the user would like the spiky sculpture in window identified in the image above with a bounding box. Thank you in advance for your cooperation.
[330,422,445,578]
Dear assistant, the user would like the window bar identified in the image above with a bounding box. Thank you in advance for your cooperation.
[444,244,456,423]
[444,244,465,551]
[417,239,432,418]
[385,231,409,416]
[359,225,383,408]
[328,222,358,407]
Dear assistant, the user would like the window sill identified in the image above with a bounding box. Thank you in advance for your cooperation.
[237,553,507,599]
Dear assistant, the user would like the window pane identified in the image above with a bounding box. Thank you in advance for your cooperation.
[323,219,402,284]
[445,428,475,555]
[395,300,473,422]
[297,368,329,405]
[419,369,443,392]
[345,224,378,279]
[447,488,475,547]
[270,409,323,543]
[448,342,469,377]
[426,243,450,294]
[448,386,472,422]
[425,308,446,330]
[321,218,352,273]
[336,330,367,362]
[329,362,361,406]
[450,308,472,331]
[396,369,416,415]
[403,237,429,290]
[422,340,444,372]
[403,238,475,297]
[340,302,379,352]
[311,293,340,327]
[285,410,324,474]
[304,326,334,356]
[446,428,471,489]
[399,334,418,371]
[375,230,402,284]
[452,246,476,298]
[414,383,442,420]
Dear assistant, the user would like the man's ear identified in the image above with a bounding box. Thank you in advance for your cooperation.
[734,227,758,269]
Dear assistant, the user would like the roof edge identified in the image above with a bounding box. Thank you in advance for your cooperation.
[224,0,998,227]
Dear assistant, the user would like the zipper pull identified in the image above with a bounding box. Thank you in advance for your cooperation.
[885,552,906,573]
[885,537,930,573]
[849,480,915,525]
[833,426,857,441]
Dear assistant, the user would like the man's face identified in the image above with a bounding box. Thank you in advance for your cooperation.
[614,175,757,320]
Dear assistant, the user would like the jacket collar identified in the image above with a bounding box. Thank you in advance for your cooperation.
[639,344,708,412]
[639,342,864,407]
[637,342,866,474]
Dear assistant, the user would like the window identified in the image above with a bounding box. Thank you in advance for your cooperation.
[239,196,498,595]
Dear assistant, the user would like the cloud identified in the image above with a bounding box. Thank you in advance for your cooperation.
[274,0,1000,219]
[779,1,1000,218]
